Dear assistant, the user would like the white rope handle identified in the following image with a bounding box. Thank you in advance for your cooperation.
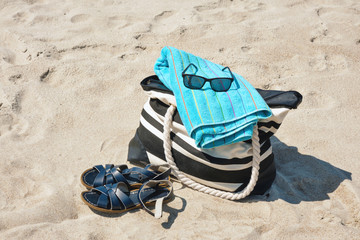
[163,104,261,200]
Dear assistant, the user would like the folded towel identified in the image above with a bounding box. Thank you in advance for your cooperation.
[154,46,272,149]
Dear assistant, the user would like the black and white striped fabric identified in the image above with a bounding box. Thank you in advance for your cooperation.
[128,76,302,195]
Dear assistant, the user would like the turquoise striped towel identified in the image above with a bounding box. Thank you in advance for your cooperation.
[154,46,272,149]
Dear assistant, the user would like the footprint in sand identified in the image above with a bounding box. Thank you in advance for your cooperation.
[134,45,146,51]
[117,52,140,61]
[314,181,360,228]
[154,10,174,21]
[39,67,55,83]
[23,0,44,4]
[302,90,337,110]
[309,54,347,72]
[0,96,24,138]
[150,11,179,34]
[0,113,15,137]
[70,14,90,23]
[0,189,6,210]
[0,47,16,64]
[310,28,328,43]
[99,133,133,161]
[332,182,360,227]
[0,88,50,142]
[286,1,308,8]
[194,3,218,12]
[8,74,23,84]
[195,0,265,12]
[11,91,23,113]
[0,32,31,64]
[244,2,266,12]
[12,11,30,23]
[0,183,78,231]
[194,0,232,12]
[316,7,360,21]
[0,91,28,138]
[308,55,328,71]
[107,15,129,28]
[30,15,58,25]
[241,46,251,52]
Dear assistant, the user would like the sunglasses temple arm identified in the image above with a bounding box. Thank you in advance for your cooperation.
[183,63,198,75]
[222,66,234,78]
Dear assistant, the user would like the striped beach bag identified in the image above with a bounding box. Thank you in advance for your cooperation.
[128,75,302,200]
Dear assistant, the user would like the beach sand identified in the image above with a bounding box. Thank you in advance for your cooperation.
[1,0,360,239]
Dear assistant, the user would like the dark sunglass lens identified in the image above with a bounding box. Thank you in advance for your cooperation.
[184,75,205,89]
[211,79,232,92]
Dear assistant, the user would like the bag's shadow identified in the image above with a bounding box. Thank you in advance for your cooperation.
[250,136,352,204]
[85,136,350,226]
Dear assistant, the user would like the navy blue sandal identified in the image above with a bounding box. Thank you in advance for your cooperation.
[81,179,173,218]
[81,164,170,189]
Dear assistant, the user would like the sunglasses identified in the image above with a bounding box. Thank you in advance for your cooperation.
[182,63,234,92]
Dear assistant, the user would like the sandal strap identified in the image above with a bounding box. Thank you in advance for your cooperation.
[105,164,115,185]
[128,164,171,182]
[93,165,113,187]
[114,183,135,209]
[92,183,134,210]
[127,167,157,180]
[91,164,171,188]
[92,185,110,209]
[110,166,130,186]
[93,164,130,187]
[138,179,173,219]
[153,166,171,181]
[107,187,122,210]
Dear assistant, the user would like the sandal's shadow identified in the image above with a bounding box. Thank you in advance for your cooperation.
[248,136,352,204]
[87,194,187,227]
[161,195,187,229]
[86,184,187,225]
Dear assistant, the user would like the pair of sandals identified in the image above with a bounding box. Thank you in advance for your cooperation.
[80,164,173,218]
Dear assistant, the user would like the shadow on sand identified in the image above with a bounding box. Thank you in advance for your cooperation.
[249,136,352,204]
[86,136,351,227]
[86,187,187,229]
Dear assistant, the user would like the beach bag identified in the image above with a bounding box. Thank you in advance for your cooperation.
[128,75,302,200]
